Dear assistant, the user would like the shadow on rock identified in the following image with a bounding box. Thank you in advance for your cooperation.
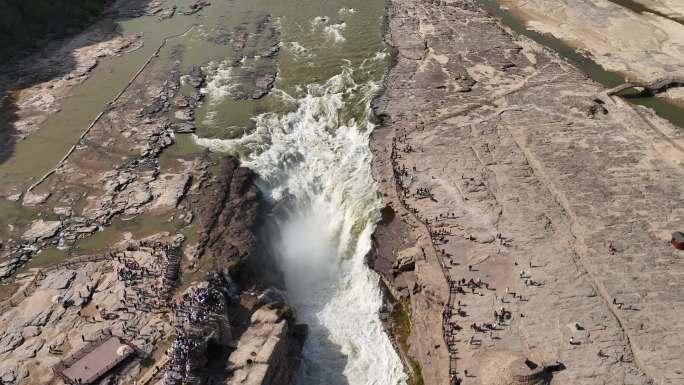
[0,95,18,164]
[0,0,157,164]
[253,215,351,385]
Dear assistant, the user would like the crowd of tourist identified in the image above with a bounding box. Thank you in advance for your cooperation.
[164,281,229,384]
[388,131,535,385]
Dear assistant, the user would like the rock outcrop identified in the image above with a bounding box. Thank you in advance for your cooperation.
[196,156,260,271]
[226,304,306,385]
[499,0,684,91]
[371,0,684,384]
[0,2,301,384]
[202,13,280,101]
[21,220,61,242]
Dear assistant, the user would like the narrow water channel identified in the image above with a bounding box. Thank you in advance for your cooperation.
[0,4,192,190]
[190,0,407,384]
[479,0,684,129]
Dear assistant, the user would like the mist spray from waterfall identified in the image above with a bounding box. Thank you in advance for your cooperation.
[194,67,407,385]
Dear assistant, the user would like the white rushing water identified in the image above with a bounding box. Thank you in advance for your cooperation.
[194,68,407,385]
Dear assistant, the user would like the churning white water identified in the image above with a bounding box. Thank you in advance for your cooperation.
[194,68,407,385]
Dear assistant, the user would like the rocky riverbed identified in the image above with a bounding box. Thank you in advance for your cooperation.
[371,0,684,384]
[497,0,684,101]
[0,1,305,384]
[4,0,684,384]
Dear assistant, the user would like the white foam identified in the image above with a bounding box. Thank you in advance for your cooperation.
[338,7,357,15]
[202,110,217,126]
[284,41,315,59]
[324,22,347,43]
[179,74,191,87]
[311,16,330,28]
[310,16,346,44]
[372,51,389,61]
[194,68,407,385]
[200,60,239,103]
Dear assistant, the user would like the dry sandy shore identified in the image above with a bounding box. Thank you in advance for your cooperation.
[372,0,684,384]
[498,0,684,87]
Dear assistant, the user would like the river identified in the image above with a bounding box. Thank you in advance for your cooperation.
[190,1,407,384]
[4,0,682,383]
[479,0,684,129]
[0,0,407,382]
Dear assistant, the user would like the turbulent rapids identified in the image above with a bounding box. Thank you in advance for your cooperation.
[190,1,408,382]
[195,66,406,385]
[4,0,684,383]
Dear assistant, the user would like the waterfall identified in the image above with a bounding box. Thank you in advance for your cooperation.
[194,67,407,385]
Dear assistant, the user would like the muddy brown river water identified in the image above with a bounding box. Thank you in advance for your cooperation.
[1,1,407,384]
[2,0,684,384]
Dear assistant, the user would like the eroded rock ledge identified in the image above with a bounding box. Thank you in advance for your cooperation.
[0,0,303,381]
[371,0,684,384]
[226,303,306,385]
[195,157,260,272]
[164,155,305,385]
[0,156,305,385]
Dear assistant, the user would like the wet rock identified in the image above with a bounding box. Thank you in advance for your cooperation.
[253,73,277,99]
[141,97,167,116]
[173,97,190,108]
[74,225,98,234]
[196,157,260,271]
[22,220,61,241]
[221,15,280,101]
[157,6,177,20]
[226,66,279,101]
[174,109,193,121]
[208,28,232,46]
[180,0,211,15]
[233,28,248,50]
[187,66,205,89]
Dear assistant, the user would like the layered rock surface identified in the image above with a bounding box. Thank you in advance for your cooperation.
[0,235,182,385]
[227,305,305,385]
[373,0,684,384]
[195,157,260,272]
[499,0,684,85]
[0,1,303,384]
